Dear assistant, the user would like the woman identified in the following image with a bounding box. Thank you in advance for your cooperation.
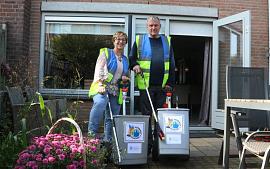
[88,31,129,141]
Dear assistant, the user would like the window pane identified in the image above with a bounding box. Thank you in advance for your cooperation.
[44,21,124,89]
[217,21,243,109]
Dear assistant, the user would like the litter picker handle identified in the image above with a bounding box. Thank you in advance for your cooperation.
[141,72,165,140]
[145,86,158,122]
[175,95,179,109]
[140,73,158,122]
[107,94,121,163]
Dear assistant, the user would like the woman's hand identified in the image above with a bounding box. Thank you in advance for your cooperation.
[122,76,130,82]
[98,85,106,94]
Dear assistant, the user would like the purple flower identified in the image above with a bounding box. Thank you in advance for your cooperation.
[26,161,36,167]
[28,145,36,151]
[71,147,78,153]
[79,160,85,167]
[56,148,62,154]
[66,164,77,169]
[15,133,106,168]
[42,158,48,164]
[92,159,97,165]
[91,146,97,152]
[58,154,65,161]
[77,146,84,154]
[72,160,79,166]
[43,147,51,154]
[48,156,56,163]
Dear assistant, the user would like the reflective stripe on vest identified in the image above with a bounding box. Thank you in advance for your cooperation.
[136,35,170,89]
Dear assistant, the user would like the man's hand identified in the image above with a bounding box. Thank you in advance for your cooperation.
[164,85,173,92]
[133,65,141,74]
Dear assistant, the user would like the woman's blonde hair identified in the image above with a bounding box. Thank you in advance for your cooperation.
[112,31,128,43]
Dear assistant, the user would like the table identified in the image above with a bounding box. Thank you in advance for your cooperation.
[223,99,270,169]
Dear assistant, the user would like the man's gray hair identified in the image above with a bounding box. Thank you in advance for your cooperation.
[147,16,160,23]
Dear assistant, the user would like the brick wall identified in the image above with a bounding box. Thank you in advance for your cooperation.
[1,0,268,87]
[0,0,31,86]
[26,0,268,89]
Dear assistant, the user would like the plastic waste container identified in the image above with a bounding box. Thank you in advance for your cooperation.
[152,108,190,160]
[112,115,150,165]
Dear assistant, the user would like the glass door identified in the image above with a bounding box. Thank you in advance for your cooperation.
[211,11,251,129]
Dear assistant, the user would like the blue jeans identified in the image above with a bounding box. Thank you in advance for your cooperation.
[88,93,121,141]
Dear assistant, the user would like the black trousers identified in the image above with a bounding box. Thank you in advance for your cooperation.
[139,86,166,152]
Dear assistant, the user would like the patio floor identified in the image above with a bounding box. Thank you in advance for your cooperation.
[106,135,264,169]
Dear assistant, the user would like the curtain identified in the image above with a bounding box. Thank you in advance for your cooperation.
[199,38,212,125]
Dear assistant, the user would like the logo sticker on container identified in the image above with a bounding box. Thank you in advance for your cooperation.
[124,122,144,142]
[164,115,184,133]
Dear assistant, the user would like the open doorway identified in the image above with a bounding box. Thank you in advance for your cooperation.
[171,36,207,126]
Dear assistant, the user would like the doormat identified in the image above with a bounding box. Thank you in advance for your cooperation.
[190,133,221,138]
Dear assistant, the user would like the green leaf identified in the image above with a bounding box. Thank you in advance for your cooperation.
[36,92,46,117]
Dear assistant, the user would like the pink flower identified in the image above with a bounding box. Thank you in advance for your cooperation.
[48,156,56,163]
[26,161,36,167]
[77,146,84,154]
[35,156,42,161]
[73,160,79,166]
[70,153,75,159]
[71,147,78,153]
[79,160,85,167]
[43,147,51,154]
[91,159,97,165]
[91,146,97,152]
[58,154,65,161]
[28,145,36,151]
[15,133,106,168]
[56,148,62,154]
[60,140,67,145]
[66,164,77,169]
[42,158,48,164]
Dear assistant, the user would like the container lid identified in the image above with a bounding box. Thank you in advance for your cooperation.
[113,115,150,119]
[157,108,189,111]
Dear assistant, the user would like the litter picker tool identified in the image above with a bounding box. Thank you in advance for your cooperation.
[107,94,121,163]
[122,82,128,115]
[141,72,165,141]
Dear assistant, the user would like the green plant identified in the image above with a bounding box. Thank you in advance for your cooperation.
[35,92,53,130]
[0,119,28,169]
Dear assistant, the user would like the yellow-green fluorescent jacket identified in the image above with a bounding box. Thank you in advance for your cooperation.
[89,48,129,104]
[135,34,171,89]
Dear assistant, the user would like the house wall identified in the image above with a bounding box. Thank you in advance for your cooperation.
[1,0,268,87]
[0,0,269,123]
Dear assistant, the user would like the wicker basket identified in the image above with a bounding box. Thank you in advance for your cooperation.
[47,117,86,169]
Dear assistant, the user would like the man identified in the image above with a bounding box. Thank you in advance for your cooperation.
[129,16,175,155]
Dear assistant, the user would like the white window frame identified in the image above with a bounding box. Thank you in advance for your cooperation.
[39,13,129,98]
[211,10,251,130]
